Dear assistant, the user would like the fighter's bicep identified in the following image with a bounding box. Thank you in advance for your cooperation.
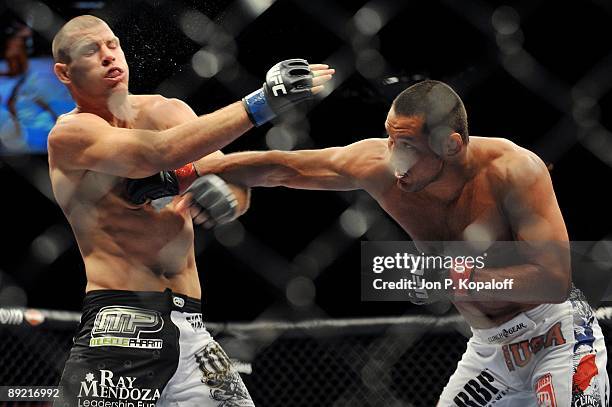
[329,139,388,191]
[503,162,567,242]
[283,147,362,190]
[150,98,198,129]
[502,166,571,290]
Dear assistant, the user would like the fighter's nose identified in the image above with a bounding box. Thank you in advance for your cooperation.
[102,56,115,66]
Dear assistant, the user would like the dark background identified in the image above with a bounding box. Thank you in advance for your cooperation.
[1,0,611,321]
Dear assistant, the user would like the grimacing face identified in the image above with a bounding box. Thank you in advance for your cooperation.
[385,109,445,193]
[58,23,129,98]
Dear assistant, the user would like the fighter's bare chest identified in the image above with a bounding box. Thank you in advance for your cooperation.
[376,181,512,241]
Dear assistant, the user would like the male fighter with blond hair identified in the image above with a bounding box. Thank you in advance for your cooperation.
[48,14,333,406]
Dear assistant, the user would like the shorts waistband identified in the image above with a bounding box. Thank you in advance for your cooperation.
[83,288,201,314]
[523,302,556,322]
[471,303,557,345]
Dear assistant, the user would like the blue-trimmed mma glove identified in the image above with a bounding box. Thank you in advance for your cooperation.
[183,174,239,228]
[242,59,314,126]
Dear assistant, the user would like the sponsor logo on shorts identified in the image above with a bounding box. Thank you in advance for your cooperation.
[487,322,528,344]
[89,306,163,349]
[172,296,184,308]
[573,394,603,407]
[77,369,160,406]
[452,369,508,407]
[502,322,566,371]
[186,313,205,331]
[536,373,557,407]
[195,341,233,388]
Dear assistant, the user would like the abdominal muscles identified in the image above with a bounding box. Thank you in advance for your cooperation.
[70,191,196,287]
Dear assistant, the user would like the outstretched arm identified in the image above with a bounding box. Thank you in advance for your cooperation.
[48,101,252,178]
[48,63,334,178]
[194,138,387,191]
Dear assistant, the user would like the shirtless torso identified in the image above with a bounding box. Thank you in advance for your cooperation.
[359,137,548,327]
[49,95,212,299]
[197,130,570,329]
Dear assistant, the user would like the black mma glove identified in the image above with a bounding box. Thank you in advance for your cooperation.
[125,171,179,205]
[407,263,475,305]
[125,163,199,205]
[242,59,314,126]
[183,174,238,228]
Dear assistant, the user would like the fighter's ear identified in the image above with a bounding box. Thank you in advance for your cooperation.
[54,63,71,84]
[442,132,464,157]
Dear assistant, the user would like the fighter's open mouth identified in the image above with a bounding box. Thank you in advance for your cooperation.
[105,67,123,78]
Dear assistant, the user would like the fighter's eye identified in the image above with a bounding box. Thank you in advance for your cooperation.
[83,45,97,56]
[399,141,415,150]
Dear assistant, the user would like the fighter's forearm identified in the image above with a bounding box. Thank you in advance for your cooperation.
[157,102,253,170]
[194,148,360,191]
[460,264,570,304]
[194,150,310,188]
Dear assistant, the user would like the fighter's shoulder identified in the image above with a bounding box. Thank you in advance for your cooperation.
[338,138,389,181]
[344,138,387,158]
[139,94,193,116]
[480,137,548,187]
[48,114,103,174]
[49,111,109,142]
[136,94,184,108]
[340,138,387,168]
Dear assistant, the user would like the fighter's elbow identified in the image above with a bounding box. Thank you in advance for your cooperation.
[546,270,572,303]
[116,130,176,176]
[133,149,169,177]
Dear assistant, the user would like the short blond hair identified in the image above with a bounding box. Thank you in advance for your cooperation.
[52,15,107,63]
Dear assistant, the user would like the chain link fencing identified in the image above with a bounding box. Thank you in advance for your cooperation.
[1,308,611,406]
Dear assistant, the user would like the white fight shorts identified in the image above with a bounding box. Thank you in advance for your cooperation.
[438,288,609,407]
